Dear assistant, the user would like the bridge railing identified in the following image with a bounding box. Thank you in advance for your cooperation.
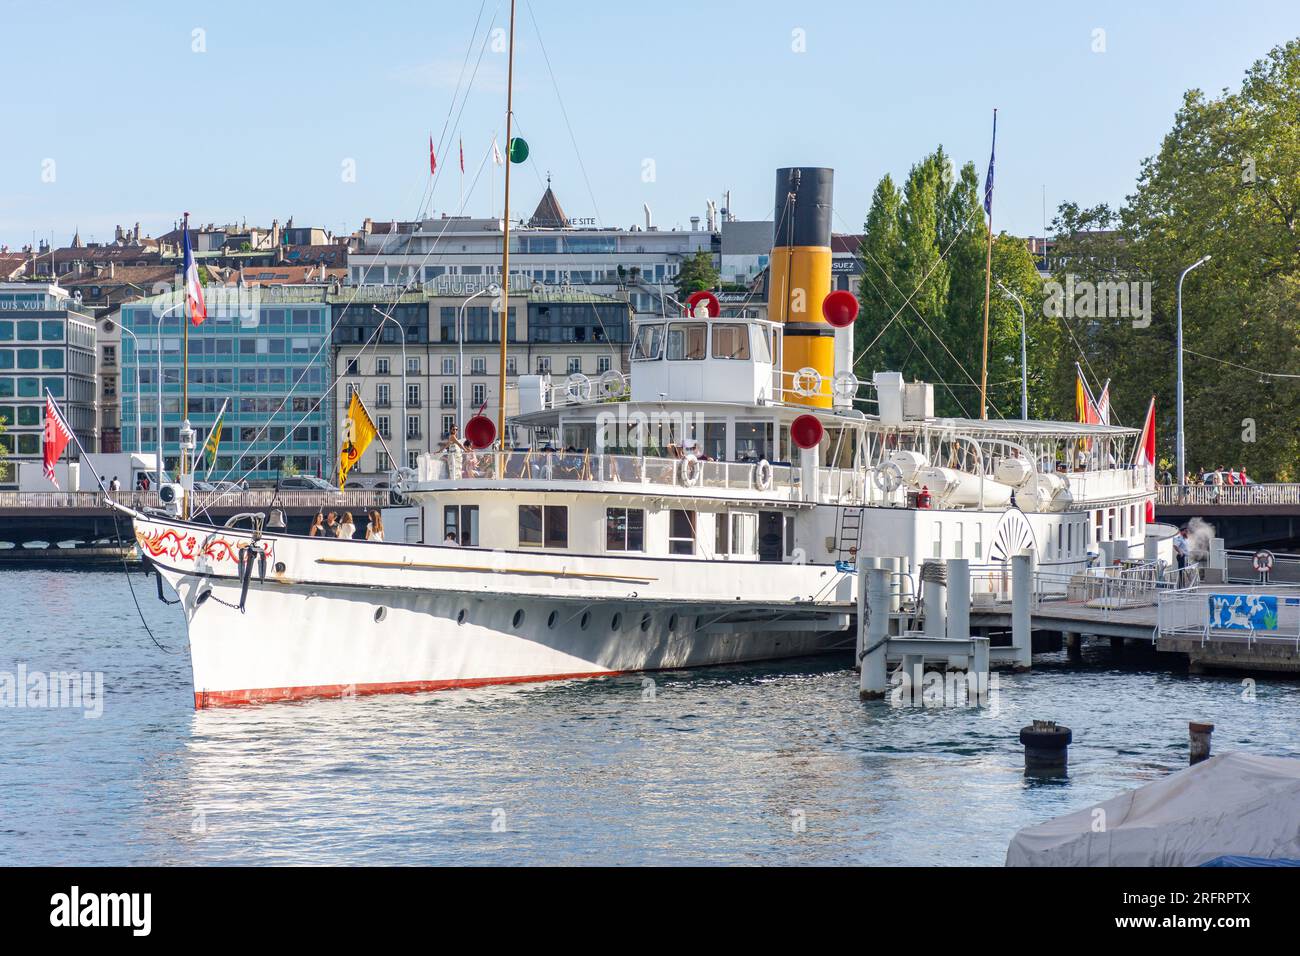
[1156,484,1300,506]
[0,489,392,511]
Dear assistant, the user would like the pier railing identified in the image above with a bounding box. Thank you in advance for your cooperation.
[1157,586,1300,646]
[1156,484,1300,506]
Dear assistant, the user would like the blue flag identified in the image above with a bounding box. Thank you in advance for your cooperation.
[984,110,997,217]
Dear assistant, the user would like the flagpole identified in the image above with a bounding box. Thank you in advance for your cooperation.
[980,109,997,421]
[181,212,191,517]
[496,0,517,450]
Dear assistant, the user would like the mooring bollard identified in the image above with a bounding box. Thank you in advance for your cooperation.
[1011,554,1032,671]
[858,568,890,700]
[1189,721,1214,765]
[1020,720,1072,774]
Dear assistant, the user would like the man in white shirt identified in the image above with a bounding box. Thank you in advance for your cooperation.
[1172,527,1190,586]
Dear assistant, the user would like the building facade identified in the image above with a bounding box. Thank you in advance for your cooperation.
[119,286,333,483]
[331,288,631,479]
[0,283,98,485]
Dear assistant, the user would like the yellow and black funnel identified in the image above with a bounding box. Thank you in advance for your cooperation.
[769,167,834,407]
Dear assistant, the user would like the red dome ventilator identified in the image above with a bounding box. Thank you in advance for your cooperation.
[463,415,497,450]
[821,289,859,328]
[685,289,720,318]
[790,414,824,450]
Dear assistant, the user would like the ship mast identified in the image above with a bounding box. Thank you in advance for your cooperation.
[495,0,517,447]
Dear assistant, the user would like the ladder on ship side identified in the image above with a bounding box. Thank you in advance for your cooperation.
[837,506,864,560]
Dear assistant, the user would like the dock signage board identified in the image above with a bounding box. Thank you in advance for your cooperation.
[1209,594,1278,631]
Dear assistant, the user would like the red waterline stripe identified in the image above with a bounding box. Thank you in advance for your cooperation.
[194,670,626,709]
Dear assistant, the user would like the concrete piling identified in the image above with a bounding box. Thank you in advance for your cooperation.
[1011,554,1032,671]
[858,567,889,700]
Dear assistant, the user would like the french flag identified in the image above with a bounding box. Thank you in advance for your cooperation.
[183,213,206,326]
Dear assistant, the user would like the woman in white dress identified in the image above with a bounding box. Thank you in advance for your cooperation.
[365,510,384,542]
[336,512,356,539]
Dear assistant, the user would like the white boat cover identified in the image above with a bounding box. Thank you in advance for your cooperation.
[1006,753,1300,867]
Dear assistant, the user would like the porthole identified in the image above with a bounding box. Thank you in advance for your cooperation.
[547,610,558,629]
[274,561,286,574]
[610,613,622,631]
[639,612,652,632]
[579,611,590,630]
[668,613,678,632]
[512,609,525,629]
[374,607,387,623]
[457,608,468,625]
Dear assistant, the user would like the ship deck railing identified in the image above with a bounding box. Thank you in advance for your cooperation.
[418,449,866,503]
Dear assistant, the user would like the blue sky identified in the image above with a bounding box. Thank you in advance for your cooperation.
[1,1,1297,249]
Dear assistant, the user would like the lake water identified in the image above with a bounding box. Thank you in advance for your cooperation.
[3,568,1298,866]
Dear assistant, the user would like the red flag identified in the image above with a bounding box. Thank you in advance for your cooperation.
[42,393,73,488]
[429,135,436,175]
[459,137,464,173]
[1134,396,1156,520]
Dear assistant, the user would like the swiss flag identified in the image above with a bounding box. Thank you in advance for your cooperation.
[42,393,73,488]
[429,135,437,175]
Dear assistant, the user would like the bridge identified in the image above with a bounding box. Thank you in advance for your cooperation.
[1154,484,1300,552]
[0,489,394,557]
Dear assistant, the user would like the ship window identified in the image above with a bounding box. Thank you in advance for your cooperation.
[715,511,729,554]
[444,505,479,546]
[751,325,772,364]
[711,324,750,360]
[665,322,706,361]
[605,507,644,552]
[519,504,568,548]
[610,613,622,631]
[630,323,664,361]
[669,509,696,555]
[932,521,943,559]
[734,421,773,463]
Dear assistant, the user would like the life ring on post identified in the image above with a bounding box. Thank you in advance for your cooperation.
[791,366,823,398]
[873,461,904,494]
[754,458,774,492]
[1253,550,1275,574]
[679,453,703,487]
[597,369,625,399]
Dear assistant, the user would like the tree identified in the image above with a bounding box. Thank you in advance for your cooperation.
[855,147,1045,418]
[1049,39,1300,479]
[674,249,719,301]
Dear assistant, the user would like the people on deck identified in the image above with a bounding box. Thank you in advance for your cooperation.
[337,512,356,539]
[309,513,324,536]
[324,511,339,536]
[366,510,384,542]
[444,531,459,546]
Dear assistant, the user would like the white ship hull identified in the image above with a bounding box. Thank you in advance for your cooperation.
[133,514,854,708]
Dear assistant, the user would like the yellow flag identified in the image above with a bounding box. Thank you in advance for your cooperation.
[337,392,377,489]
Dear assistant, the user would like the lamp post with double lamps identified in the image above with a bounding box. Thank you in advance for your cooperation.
[456,284,500,433]
[99,313,142,453]
[997,281,1030,420]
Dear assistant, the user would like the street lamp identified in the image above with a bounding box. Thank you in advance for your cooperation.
[1176,255,1211,493]
[371,306,408,471]
[456,284,500,433]
[100,312,142,453]
[996,281,1029,420]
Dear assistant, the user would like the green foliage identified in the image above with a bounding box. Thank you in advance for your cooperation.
[1047,39,1300,480]
[674,249,719,301]
[855,148,1045,418]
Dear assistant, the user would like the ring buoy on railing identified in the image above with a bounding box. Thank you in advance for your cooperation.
[679,453,703,487]
[1253,550,1275,574]
[754,458,774,492]
[597,369,626,399]
[832,370,859,402]
[873,460,904,494]
[791,366,823,398]
[565,373,592,403]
